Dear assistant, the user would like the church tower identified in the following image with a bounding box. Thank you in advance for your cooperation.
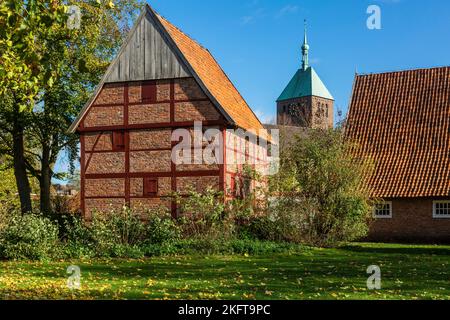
[277,23,334,129]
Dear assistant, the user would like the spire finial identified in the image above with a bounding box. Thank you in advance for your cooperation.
[302,19,309,71]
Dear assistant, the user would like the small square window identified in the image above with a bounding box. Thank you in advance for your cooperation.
[142,82,157,103]
[373,202,392,219]
[144,178,158,198]
[112,131,125,151]
[433,201,450,219]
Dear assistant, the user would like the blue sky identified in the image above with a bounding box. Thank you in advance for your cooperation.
[54,0,450,180]
[149,0,450,122]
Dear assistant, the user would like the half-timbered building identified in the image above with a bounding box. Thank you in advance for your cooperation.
[69,4,271,218]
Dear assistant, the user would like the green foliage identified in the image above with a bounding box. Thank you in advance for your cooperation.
[0,212,60,261]
[145,208,181,245]
[61,214,96,259]
[266,129,374,247]
[0,0,143,213]
[0,0,68,107]
[88,207,146,258]
[0,166,19,210]
[175,188,233,240]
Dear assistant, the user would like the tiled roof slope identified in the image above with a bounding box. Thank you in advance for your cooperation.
[156,13,265,133]
[346,67,450,198]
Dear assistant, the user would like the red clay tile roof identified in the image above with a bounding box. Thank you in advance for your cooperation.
[155,13,265,134]
[346,67,450,198]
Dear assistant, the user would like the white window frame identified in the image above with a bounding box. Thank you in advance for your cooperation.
[433,201,450,219]
[373,201,393,219]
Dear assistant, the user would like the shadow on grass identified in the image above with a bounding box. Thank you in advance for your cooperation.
[340,244,450,256]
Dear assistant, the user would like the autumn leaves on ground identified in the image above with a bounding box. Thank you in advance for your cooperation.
[1,243,449,300]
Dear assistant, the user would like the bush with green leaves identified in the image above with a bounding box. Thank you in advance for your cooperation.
[264,128,374,247]
[145,208,181,245]
[88,207,146,258]
[175,188,232,240]
[61,214,96,259]
[0,213,60,261]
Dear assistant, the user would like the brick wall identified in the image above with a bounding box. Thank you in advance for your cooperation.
[84,106,124,128]
[174,78,206,100]
[177,176,220,195]
[80,77,227,217]
[129,80,171,103]
[84,132,113,152]
[368,198,450,242]
[94,83,124,105]
[224,130,270,198]
[130,151,172,173]
[129,104,170,124]
[130,177,171,197]
[129,129,172,150]
[277,96,334,129]
[85,152,125,174]
[175,101,220,122]
[85,178,125,197]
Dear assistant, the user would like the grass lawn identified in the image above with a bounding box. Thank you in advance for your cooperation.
[0,243,449,300]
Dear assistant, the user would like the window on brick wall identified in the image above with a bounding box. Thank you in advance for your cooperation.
[112,131,125,151]
[142,82,157,103]
[433,201,450,219]
[373,202,392,219]
[144,178,158,198]
[230,176,236,196]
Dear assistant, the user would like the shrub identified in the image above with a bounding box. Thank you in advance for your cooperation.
[61,214,96,259]
[265,129,374,247]
[145,208,181,245]
[0,213,60,261]
[89,207,146,258]
[175,189,233,240]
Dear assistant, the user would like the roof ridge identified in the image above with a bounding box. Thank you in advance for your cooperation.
[152,5,266,133]
[154,13,209,51]
[357,65,450,77]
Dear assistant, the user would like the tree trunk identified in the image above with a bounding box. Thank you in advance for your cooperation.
[12,122,32,213]
[39,145,52,213]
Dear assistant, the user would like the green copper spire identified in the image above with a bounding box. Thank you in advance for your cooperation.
[277,21,334,102]
[302,20,309,71]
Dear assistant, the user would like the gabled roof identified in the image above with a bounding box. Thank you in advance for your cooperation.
[277,67,334,102]
[69,4,265,135]
[345,66,450,198]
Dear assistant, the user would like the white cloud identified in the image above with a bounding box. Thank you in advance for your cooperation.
[276,5,299,19]
[240,7,266,25]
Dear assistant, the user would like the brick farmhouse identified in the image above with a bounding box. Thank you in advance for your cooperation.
[345,67,450,242]
[69,5,271,218]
